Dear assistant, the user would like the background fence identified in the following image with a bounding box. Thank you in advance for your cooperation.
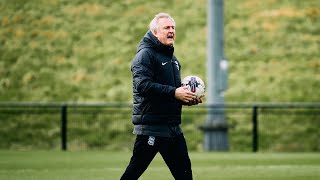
[0,103,319,152]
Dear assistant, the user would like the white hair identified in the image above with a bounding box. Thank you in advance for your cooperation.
[149,12,176,33]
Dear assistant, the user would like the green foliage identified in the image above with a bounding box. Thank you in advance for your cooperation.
[1,106,318,152]
[0,0,319,152]
[1,0,318,102]
[224,0,320,102]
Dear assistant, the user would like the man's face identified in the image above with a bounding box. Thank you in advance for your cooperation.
[154,18,175,46]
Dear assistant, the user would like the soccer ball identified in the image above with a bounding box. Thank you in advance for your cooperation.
[181,75,205,98]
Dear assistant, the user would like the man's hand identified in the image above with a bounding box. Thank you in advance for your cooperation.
[187,97,203,106]
[175,86,204,106]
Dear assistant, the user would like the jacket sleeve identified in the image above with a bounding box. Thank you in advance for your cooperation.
[131,50,176,97]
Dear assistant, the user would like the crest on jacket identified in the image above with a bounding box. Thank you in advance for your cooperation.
[174,61,179,71]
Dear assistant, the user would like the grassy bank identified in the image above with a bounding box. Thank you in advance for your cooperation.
[0,0,319,102]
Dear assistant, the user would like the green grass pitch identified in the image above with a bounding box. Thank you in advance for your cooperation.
[0,151,319,180]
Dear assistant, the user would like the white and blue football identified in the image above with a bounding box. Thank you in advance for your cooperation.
[181,75,205,98]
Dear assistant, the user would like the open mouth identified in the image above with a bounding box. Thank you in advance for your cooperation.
[167,34,174,40]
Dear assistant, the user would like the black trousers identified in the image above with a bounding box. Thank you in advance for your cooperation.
[120,134,193,180]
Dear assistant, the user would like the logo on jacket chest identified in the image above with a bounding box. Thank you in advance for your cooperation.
[162,62,168,66]
[161,60,179,71]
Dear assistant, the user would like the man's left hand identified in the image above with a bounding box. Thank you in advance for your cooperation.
[186,98,203,106]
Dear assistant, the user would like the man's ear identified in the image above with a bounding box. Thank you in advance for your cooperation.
[153,29,158,36]
[152,30,158,38]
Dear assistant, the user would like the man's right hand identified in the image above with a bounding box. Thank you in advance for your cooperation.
[174,86,197,104]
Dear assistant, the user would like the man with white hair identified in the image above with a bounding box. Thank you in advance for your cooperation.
[120,12,202,180]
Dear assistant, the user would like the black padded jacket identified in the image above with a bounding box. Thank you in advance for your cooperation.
[131,30,182,125]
